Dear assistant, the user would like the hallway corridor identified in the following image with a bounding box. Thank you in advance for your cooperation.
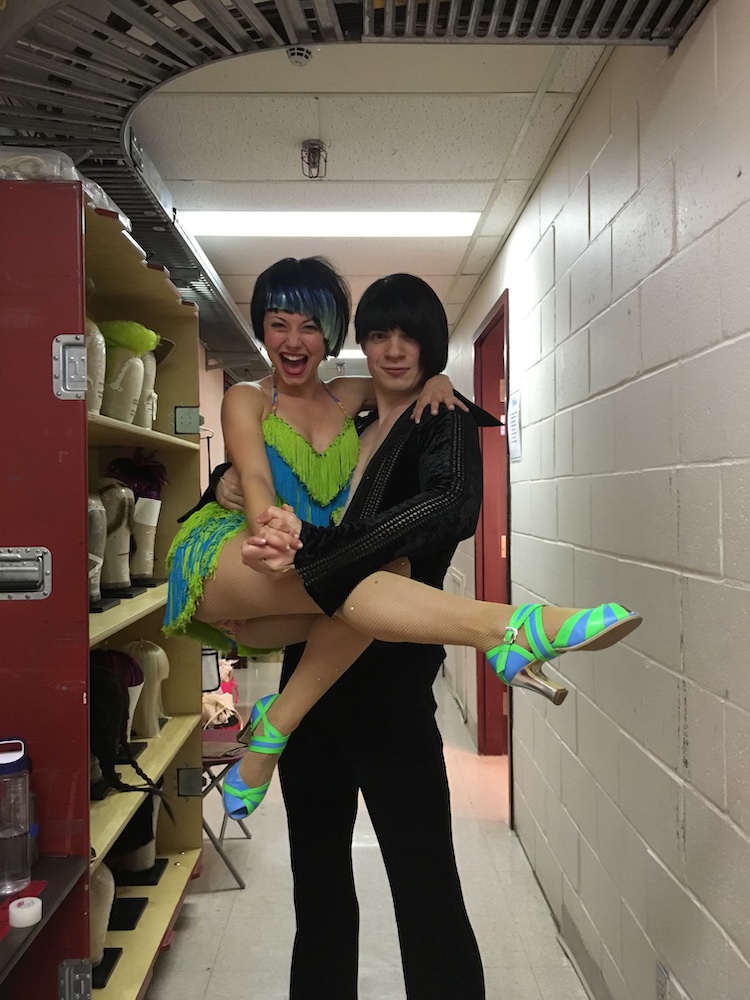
[145,660,588,1000]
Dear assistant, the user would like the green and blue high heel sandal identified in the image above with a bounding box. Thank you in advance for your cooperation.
[223,694,290,821]
[486,603,642,706]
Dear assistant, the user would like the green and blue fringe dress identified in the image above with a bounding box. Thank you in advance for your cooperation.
[163,400,359,655]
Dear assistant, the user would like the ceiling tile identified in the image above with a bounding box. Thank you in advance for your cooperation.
[463,237,500,275]
[170,180,494,212]
[196,235,471,276]
[448,273,480,303]
[505,93,577,181]
[161,44,557,95]
[133,93,534,182]
[478,180,530,237]
[132,94,323,181]
[549,47,606,93]
[320,94,534,181]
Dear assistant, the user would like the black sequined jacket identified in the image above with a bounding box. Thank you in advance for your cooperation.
[294,398,500,616]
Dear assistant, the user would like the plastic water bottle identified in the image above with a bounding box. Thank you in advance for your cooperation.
[0,739,31,896]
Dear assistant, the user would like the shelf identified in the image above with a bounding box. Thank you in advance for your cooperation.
[0,856,88,986]
[90,715,201,871]
[88,413,199,452]
[96,848,201,1000]
[90,584,168,645]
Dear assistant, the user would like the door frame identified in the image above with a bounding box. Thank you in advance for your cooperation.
[473,290,512,758]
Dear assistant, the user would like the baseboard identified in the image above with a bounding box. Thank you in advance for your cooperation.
[560,905,614,1000]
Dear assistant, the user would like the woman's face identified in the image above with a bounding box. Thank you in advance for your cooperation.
[263,311,327,385]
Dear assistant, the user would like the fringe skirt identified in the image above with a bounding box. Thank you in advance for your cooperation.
[163,502,253,654]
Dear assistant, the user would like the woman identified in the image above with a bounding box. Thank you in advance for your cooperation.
[165,258,641,819]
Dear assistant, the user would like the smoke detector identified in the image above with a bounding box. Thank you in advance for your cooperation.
[287,46,313,67]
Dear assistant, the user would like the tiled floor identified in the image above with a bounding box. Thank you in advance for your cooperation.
[144,660,588,1000]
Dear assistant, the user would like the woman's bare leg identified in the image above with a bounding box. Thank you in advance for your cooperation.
[201,538,637,801]
[234,613,376,791]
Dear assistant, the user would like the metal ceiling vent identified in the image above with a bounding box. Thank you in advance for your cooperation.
[0,0,710,373]
[364,0,709,43]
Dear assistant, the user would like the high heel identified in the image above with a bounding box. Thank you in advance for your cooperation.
[486,603,642,706]
[222,694,289,820]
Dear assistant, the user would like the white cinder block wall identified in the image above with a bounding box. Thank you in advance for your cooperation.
[448,2,750,998]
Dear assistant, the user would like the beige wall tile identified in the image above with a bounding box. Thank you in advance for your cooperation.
[621,904,658,1000]
[539,140,570,234]
[678,338,750,464]
[682,577,750,712]
[676,465,721,576]
[676,71,750,250]
[597,790,649,926]
[613,367,679,473]
[572,394,615,475]
[555,326,589,411]
[555,177,590,280]
[725,703,750,833]
[609,47,668,131]
[684,788,750,958]
[640,229,722,371]
[612,164,674,301]
[589,287,640,395]
[592,643,646,747]
[644,663,681,772]
[578,694,620,803]
[570,227,612,331]
[568,69,611,192]
[590,107,639,238]
[619,734,682,873]
[639,8,717,185]
[591,470,678,566]
[545,788,580,892]
[718,200,750,339]
[580,836,623,966]
[557,476,591,548]
[680,681,726,809]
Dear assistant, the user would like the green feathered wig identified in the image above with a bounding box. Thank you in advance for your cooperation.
[99,321,160,357]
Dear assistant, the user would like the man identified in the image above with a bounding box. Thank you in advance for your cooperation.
[217,273,499,999]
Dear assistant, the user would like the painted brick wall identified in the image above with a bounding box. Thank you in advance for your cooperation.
[449,2,750,998]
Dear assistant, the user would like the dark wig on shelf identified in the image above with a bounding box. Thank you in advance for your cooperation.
[89,654,173,820]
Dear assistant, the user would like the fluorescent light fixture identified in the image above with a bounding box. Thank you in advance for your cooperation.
[335,349,366,359]
[179,211,480,238]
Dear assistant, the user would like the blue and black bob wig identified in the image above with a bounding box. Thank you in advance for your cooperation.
[251,257,351,358]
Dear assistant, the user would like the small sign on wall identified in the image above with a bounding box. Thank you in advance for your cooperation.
[507,390,522,462]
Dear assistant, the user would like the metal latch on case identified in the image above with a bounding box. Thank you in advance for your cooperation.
[0,548,52,600]
[52,334,87,400]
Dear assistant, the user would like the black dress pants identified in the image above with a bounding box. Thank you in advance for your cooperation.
[278,665,485,1000]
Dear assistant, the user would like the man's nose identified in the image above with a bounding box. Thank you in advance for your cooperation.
[384,336,404,356]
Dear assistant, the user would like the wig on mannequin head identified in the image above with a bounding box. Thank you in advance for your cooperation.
[354,273,449,379]
[251,256,351,358]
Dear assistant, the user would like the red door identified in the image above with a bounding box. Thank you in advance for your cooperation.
[474,292,510,755]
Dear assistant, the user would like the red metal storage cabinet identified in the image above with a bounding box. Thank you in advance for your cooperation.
[0,180,203,1000]
[0,180,90,997]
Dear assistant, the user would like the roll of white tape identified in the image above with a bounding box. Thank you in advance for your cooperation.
[8,896,42,928]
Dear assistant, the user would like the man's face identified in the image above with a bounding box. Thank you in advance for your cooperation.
[362,328,424,396]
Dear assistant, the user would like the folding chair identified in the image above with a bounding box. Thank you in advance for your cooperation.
[200,648,251,889]
[201,729,252,890]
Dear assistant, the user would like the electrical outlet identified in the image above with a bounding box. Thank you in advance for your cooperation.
[174,405,200,434]
[656,961,669,1000]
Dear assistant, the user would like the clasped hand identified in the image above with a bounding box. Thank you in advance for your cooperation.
[241,504,303,576]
